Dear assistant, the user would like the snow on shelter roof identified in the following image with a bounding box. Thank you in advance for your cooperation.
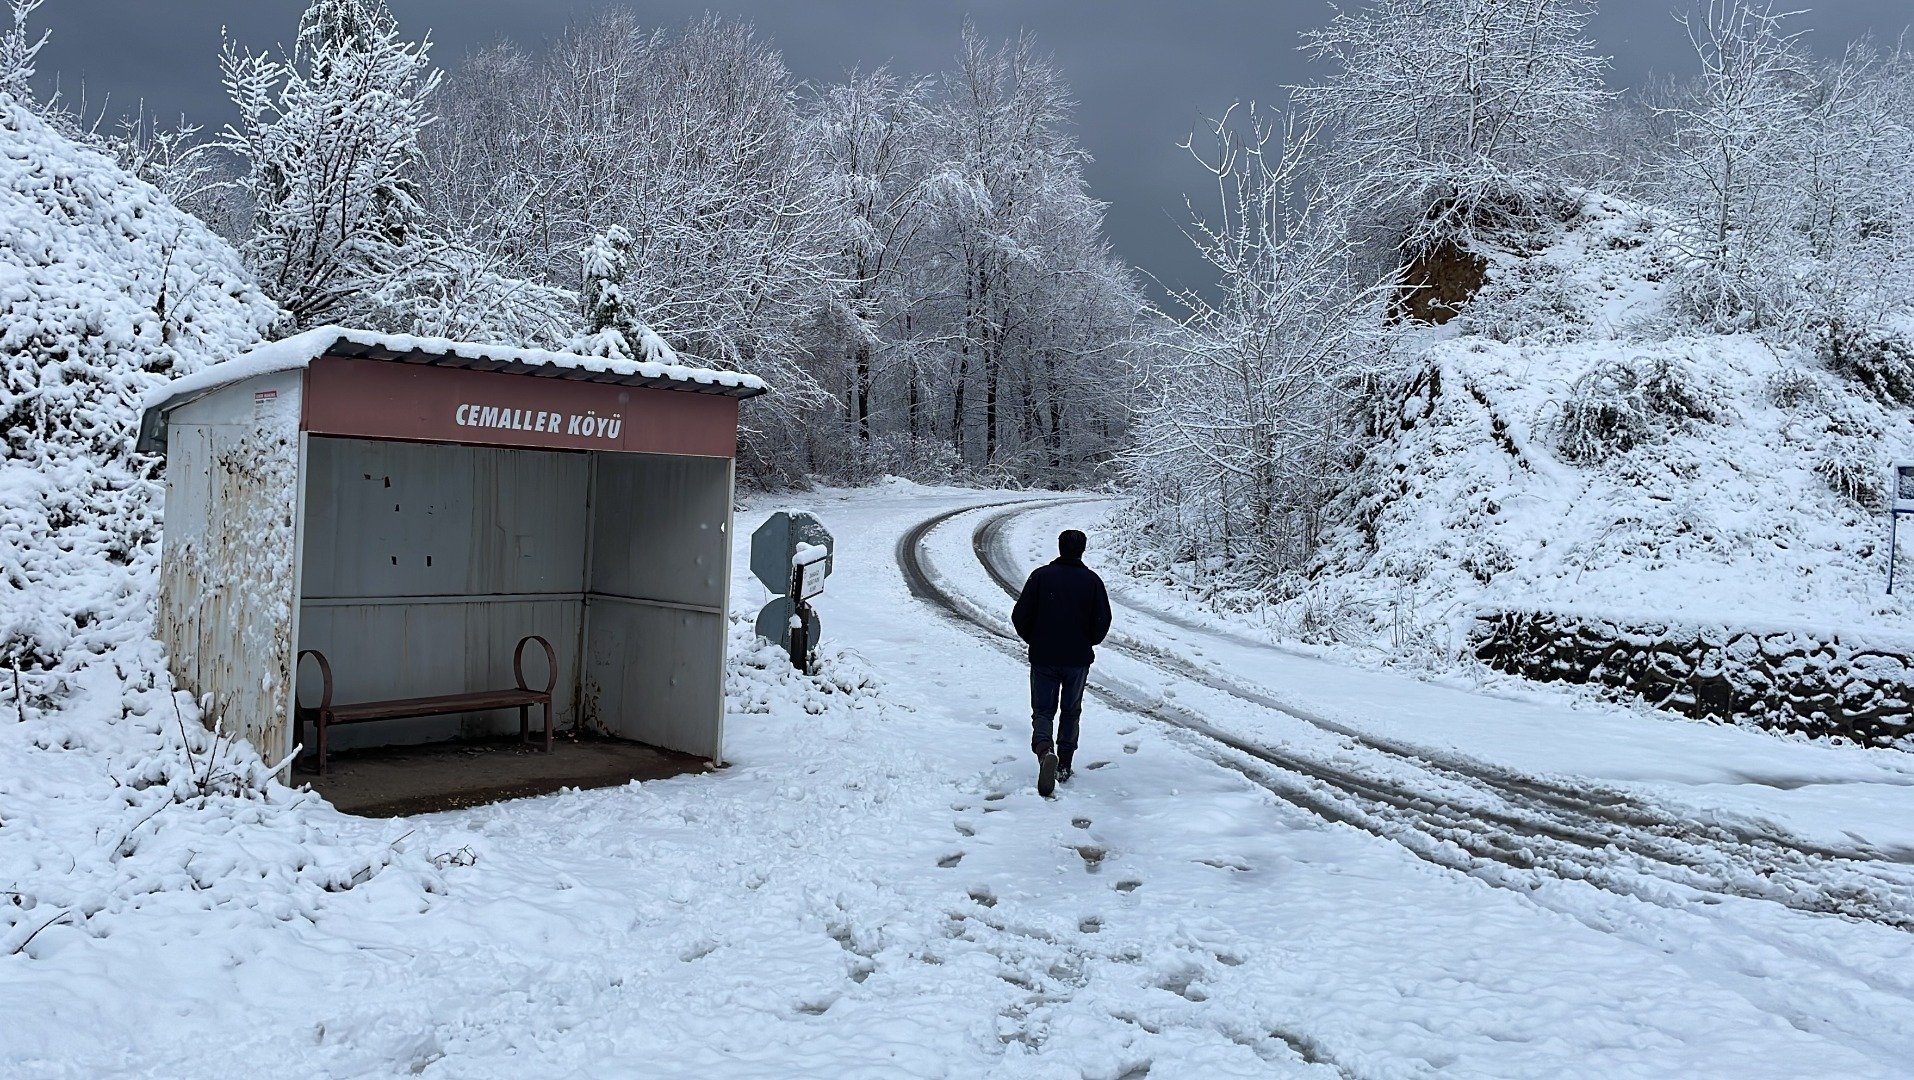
[137,325,767,452]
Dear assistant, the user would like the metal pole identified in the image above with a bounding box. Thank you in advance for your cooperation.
[1891,513,1900,595]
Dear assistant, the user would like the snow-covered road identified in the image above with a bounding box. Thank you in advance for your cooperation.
[13,483,1914,1079]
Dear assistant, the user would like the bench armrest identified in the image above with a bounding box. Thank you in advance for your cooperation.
[296,649,334,712]
[515,635,557,695]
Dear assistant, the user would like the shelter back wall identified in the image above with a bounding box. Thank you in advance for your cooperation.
[298,438,587,749]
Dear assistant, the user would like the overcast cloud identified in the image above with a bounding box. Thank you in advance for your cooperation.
[32,0,1914,296]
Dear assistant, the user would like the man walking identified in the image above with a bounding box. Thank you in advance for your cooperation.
[1011,529,1112,798]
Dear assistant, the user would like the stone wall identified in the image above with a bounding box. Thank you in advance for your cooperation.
[1472,610,1914,748]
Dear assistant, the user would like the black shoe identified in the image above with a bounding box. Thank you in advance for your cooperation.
[1037,751,1058,798]
[1056,765,1074,785]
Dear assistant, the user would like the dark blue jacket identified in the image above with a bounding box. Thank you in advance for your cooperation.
[1011,557,1112,667]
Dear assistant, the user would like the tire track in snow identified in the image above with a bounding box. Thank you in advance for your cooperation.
[898,501,1367,1078]
[906,498,1914,931]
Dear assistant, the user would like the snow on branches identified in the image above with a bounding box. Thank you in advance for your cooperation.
[1293,0,1613,254]
[1124,105,1392,581]
[217,0,440,331]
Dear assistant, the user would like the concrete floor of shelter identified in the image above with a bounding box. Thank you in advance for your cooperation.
[302,733,712,817]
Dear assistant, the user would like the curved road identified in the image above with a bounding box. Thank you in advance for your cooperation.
[900,497,1914,931]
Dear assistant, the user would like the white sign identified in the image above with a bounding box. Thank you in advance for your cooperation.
[797,555,828,599]
[1896,463,1914,514]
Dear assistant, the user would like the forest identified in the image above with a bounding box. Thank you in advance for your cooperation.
[11,0,1914,590]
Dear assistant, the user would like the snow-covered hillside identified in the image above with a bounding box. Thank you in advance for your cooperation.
[0,89,279,676]
[0,90,291,956]
[1155,192,1914,656]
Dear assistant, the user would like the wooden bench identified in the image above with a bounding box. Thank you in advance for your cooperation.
[295,635,557,776]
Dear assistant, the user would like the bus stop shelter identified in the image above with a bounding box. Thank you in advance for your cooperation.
[137,326,766,812]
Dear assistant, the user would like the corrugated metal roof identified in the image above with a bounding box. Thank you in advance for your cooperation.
[137,326,767,453]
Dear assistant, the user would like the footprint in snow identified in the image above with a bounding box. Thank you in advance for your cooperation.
[1078,915,1103,934]
[938,852,965,868]
[954,822,976,837]
[986,721,1003,730]
[1114,879,1142,894]
[968,887,997,908]
[1118,726,1138,736]
[1122,743,1138,755]
[1074,845,1107,872]
[1087,761,1110,770]
[1071,817,1091,830]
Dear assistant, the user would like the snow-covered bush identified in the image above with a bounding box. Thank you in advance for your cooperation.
[1463,256,1585,344]
[1766,365,1825,411]
[1812,407,1886,509]
[1821,323,1914,408]
[1815,440,1879,509]
[818,432,970,487]
[1550,354,1717,464]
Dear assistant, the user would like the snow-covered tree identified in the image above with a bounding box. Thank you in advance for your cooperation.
[924,27,1118,469]
[1788,43,1914,373]
[568,226,672,362]
[1293,0,1614,255]
[1126,105,1392,577]
[218,0,441,329]
[1650,0,1814,330]
[0,0,45,99]
[809,68,935,446]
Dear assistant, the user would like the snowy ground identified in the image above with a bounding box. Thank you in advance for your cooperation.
[11,483,1914,1078]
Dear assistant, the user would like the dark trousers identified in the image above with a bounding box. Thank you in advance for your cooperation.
[1030,663,1090,762]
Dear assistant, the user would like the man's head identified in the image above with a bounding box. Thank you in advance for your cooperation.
[1058,529,1087,561]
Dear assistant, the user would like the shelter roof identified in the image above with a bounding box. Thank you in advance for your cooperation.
[137,326,766,452]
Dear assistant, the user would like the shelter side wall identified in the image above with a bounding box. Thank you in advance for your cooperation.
[156,372,305,763]
[588,454,729,610]
[583,454,731,757]
[581,605,724,759]
[296,439,588,748]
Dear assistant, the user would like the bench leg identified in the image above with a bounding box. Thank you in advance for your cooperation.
[318,714,329,778]
[294,711,304,773]
[519,703,529,746]
[543,700,553,753]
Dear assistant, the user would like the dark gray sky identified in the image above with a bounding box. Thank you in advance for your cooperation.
[32,1,1913,297]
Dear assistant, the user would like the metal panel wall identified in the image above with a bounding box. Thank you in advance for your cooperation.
[297,438,589,749]
[583,454,731,758]
[302,438,589,599]
[156,371,306,765]
[580,603,725,759]
[589,454,729,609]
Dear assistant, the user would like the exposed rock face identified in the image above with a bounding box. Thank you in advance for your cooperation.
[1393,239,1489,325]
